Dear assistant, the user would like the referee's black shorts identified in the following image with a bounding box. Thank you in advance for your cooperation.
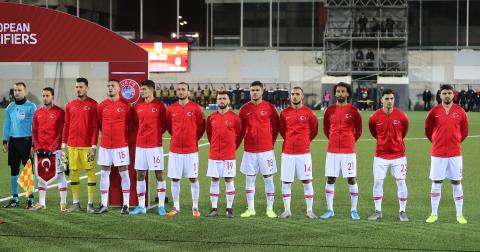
[8,137,32,176]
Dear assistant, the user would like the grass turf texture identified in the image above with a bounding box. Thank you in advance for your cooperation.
[0,109,479,251]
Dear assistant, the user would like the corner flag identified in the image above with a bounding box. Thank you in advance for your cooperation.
[17,159,35,197]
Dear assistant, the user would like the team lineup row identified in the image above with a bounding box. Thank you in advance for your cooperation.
[1,79,469,224]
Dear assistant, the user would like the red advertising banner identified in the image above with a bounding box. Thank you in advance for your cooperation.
[0,2,146,62]
[136,42,188,72]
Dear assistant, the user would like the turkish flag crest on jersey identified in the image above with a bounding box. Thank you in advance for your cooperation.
[37,155,57,184]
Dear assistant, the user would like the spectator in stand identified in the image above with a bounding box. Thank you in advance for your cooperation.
[453,89,459,104]
[467,88,476,112]
[358,13,368,37]
[366,50,375,70]
[436,89,441,105]
[323,91,331,109]
[370,17,380,37]
[380,18,387,37]
[355,49,364,71]
[386,16,395,36]
[0,97,8,108]
[458,89,467,110]
[423,88,432,111]
[476,89,480,112]
[161,86,169,105]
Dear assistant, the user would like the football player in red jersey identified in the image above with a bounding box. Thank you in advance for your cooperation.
[238,81,279,218]
[165,82,205,217]
[95,80,132,215]
[205,91,242,218]
[321,82,362,220]
[278,87,318,219]
[31,87,67,211]
[62,78,98,213]
[129,80,168,216]
[367,89,409,221]
[425,84,469,224]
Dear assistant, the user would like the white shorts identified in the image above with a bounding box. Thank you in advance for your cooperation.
[373,156,407,180]
[430,156,463,181]
[135,147,164,171]
[240,150,277,176]
[97,146,130,167]
[167,152,199,179]
[325,152,357,178]
[281,153,313,183]
[207,159,236,178]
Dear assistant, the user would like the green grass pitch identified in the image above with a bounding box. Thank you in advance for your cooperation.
[0,109,479,251]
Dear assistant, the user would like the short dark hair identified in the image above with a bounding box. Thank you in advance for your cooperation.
[177,82,189,90]
[217,90,231,99]
[141,80,155,90]
[250,81,263,89]
[440,84,454,92]
[14,82,26,88]
[381,88,395,97]
[42,87,55,96]
[332,82,352,101]
[76,77,88,86]
[292,86,304,93]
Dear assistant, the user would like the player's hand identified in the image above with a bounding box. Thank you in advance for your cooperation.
[30,147,34,158]
[88,148,96,162]
[2,143,7,153]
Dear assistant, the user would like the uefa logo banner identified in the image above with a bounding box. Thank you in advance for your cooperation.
[120,79,141,105]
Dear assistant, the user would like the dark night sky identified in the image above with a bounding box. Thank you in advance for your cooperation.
[116,0,206,43]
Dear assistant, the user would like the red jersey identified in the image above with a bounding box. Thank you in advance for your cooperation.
[425,104,468,157]
[97,98,132,149]
[239,101,279,153]
[206,110,242,160]
[166,101,205,154]
[323,103,362,153]
[33,105,65,151]
[134,99,167,148]
[62,97,98,148]
[279,105,318,155]
[369,108,408,159]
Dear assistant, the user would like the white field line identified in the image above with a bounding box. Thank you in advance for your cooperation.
[0,142,211,203]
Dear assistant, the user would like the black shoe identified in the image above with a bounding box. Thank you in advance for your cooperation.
[95,205,109,214]
[120,205,129,215]
[205,208,218,217]
[25,200,33,209]
[226,208,234,218]
[4,199,19,208]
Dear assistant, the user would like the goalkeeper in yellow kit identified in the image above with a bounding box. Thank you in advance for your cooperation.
[62,78,99,213]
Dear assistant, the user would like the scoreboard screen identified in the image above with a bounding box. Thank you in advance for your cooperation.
[136,42,188,72]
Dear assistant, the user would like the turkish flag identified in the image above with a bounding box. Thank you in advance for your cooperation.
[37,155,57,184]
